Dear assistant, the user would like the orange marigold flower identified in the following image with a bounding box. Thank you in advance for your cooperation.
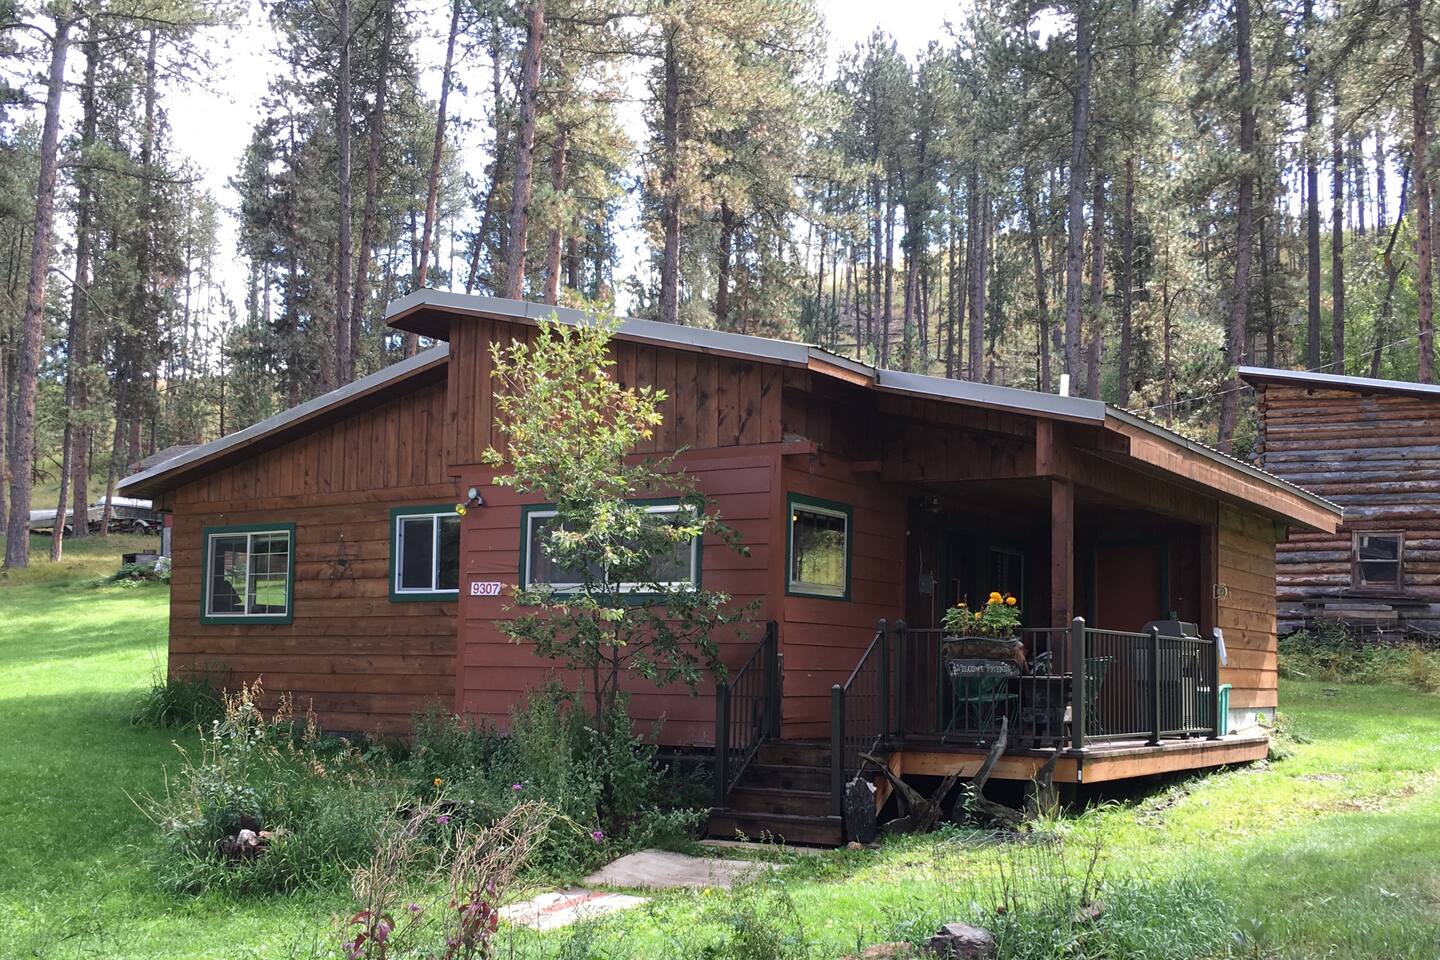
[1006,597,1017,606]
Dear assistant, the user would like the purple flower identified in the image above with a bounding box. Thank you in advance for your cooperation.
[436,814,451,825]
[511,782,523,792]
[591,829,605,843]
[407,903,423,914]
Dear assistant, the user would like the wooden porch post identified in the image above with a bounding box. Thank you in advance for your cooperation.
[1050,478,1074,629]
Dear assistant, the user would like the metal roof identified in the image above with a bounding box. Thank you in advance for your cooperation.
[120,292,1341,522]
[118,344,449,496]
[1239,365,1440,400]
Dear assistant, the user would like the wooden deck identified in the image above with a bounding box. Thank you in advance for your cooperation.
[882,733,1271,785]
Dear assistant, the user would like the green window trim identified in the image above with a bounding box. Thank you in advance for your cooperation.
[518,498,703,599]
[389,505,462,602]
[200,522,296,625]
[786,493,852,601]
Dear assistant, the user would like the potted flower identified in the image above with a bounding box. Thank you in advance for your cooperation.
[941,592,1025,669]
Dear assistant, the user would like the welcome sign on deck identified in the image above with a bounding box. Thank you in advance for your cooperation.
[946,658,1022,678]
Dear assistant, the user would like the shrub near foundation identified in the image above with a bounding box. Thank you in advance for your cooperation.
[143,682,404,895]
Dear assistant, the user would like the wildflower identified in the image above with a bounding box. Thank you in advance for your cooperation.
[407,903,423,914]
[437,814,451,826]
[512,782,523,792]
[434,777,443,787]
[591,829,605,843]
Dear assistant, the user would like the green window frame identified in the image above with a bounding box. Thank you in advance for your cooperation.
[786,494,852,601]
[518,499,702,596]
[390,505,462,601]
[200,523,296,624]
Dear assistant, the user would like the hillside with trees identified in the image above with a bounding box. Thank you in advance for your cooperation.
[2,0,1438,566]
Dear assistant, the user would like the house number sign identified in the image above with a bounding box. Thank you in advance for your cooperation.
[470,581,505,597]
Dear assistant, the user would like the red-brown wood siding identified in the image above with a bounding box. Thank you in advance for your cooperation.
[1217,504,1279,709]
[168,380,456,734]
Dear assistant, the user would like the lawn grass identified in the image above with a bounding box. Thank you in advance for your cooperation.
[2,535,1438,958]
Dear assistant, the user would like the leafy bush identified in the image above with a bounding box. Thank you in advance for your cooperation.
[404,687,704,878]
[143,681,404,894]
[131,670,224,729]
[1278,625,1440,691]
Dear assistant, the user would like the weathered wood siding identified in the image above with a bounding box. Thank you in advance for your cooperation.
[1216,504,1279,709]
[168,379,457,734]
[1255,383,1440,630]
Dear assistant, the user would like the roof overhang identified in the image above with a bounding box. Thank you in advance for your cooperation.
[1239,365,1440,400]
[117,344,449,499]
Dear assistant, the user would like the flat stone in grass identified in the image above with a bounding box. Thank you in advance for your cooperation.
[582,849,772,890]
[500,888,648,931]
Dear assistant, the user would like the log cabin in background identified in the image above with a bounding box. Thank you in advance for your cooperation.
[119,295,1341,845]
[1243,366,1440,638]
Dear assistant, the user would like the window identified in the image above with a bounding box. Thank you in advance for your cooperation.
[787,495,851,599]
[202,524,294,623]
[391,507,461,600]
[1354,531,1403,590]
[520,501,700,593]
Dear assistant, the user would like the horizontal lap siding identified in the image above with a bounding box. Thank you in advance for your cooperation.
[1256,385,1440,624]
[456,450,780,748]
[1218,505,1279,709]
[169,381,456,735]
[780,453,906,739]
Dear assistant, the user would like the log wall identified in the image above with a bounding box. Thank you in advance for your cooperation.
[1254,383,1440,631]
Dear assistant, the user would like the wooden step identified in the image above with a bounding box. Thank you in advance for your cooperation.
[756,740,832,767]
[727,786,831,817]
[737,763,831,792]
[706,810,844,847]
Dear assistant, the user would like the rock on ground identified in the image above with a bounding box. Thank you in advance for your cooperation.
[924,922,997,958]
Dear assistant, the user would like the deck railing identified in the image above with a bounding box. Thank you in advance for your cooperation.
[829,621,892,815]
[889,618,1224,751]
[713,620,780,808]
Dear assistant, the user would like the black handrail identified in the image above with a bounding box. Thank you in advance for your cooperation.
[830,620,891,817]
[713,620,780,808]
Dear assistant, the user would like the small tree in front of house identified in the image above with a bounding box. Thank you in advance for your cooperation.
[483,313,750,742]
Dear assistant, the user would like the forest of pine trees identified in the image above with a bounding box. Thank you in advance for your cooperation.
[1,0,1438,566]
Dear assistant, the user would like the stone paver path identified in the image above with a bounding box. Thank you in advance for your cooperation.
[582,848,772,890]
[500,888,648,931]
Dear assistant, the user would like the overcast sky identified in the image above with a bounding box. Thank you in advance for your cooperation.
[163,0,963,313]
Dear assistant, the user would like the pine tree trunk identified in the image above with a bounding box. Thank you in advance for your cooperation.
[1411,0,1435,382]
[416,0,461,311]
[1024,172,1051,392]
[1303,0,1322,369]
[352,6,394,375]
[543,127,569,304]
[1063,0,1092,387]
[504,0,547,300]
[1373,165,1410,376]
[69,23,99,541]
[1217,0,1253,453]
[967,179,986,381]
[467,16,510,295]
[334,0,353,383]
[1086,147,1105,401]
[658,29,681,322]
[883,177,895,368]
[5,16,72,567]
[1375,130,1388,232]
[1330,85,1345,373]
[716,202,734,324]
[1351,132,1367,236]
[1117,154,1135,408]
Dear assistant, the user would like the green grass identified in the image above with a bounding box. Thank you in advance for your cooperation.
[2,534,1439,958]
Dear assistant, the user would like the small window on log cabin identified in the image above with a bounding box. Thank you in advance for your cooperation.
[390,507,461,600]
[787,495,851,600]
[1353,532,1403,590]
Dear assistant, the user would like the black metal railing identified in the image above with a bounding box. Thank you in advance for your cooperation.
[888,618,1223,752]
[713,620,780,808]
[829,620,892,816]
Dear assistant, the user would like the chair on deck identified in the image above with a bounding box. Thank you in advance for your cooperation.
[944,670,1017,743]
[1082,655,1115,737]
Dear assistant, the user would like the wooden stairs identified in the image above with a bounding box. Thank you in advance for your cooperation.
[707,740,844,846]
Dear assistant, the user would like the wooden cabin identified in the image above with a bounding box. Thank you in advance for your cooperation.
[119,295,1340,845]
[1242,365,1439,637]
